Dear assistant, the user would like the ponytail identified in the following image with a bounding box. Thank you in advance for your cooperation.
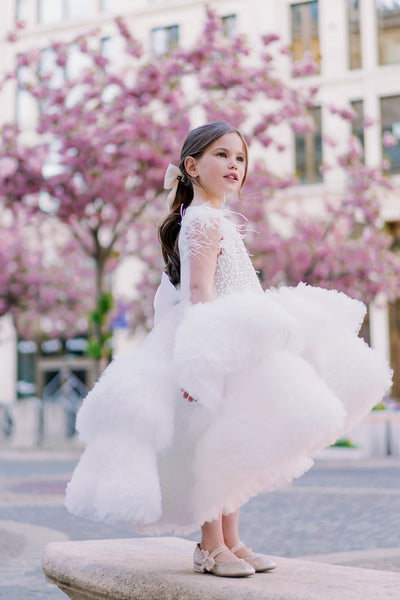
[158,177,194,286]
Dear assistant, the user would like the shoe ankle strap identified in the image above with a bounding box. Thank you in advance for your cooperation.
[209,545,228,559]
[230,541,245,554]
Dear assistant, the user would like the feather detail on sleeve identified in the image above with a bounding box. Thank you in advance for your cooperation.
[179,205,223,262]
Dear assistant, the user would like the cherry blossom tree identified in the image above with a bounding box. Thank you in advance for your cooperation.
[0,202,93,339]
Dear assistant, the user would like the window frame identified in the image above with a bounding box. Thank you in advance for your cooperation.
[150,24,179,55]
[222,14,237,39]
[37,0,102,24]
[376,0,400,66]
[381,94,400,174]
[347,0,362,70]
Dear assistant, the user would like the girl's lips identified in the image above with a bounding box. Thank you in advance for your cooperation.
[224,174,238,181]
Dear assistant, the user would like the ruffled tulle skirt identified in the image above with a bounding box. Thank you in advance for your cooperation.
[65,283,392,535]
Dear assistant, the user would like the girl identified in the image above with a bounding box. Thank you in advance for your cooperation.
[66,121,392,578]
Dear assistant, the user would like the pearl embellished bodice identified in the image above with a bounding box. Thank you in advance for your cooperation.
[179,204,262,302]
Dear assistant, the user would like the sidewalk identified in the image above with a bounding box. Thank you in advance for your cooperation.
[0,520,69,598]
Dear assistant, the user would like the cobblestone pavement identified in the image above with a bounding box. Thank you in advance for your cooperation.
[1,447,400,599]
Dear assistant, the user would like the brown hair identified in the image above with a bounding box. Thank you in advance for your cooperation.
[158,121,248,286]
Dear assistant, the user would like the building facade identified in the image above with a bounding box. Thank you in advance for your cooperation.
[1,0,400,409]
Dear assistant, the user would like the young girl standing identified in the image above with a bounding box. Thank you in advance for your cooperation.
[66,121,392,578]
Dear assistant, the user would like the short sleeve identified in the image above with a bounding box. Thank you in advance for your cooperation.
[179,205,223,262]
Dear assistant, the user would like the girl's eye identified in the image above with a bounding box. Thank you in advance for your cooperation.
[237,156,244,162]
[217,152,226,157]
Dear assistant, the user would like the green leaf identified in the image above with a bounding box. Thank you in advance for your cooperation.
[86,339,102,359]
[98,292,114,314]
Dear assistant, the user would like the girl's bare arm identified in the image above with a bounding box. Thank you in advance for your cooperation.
[189,221,220,304]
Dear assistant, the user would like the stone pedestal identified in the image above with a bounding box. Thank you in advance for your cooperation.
[42,536,400,600]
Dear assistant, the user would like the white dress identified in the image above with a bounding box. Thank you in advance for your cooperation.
[65,203,392,535]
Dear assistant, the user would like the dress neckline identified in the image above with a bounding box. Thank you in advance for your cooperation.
[187,202,223,212]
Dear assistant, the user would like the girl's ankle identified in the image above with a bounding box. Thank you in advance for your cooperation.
[223,537,241,550]
[200,540,225,553]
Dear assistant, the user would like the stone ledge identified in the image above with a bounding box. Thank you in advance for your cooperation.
[42,536,400,600]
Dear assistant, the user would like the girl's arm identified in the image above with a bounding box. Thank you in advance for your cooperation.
[183,220,219,402]
[189,220,220,305]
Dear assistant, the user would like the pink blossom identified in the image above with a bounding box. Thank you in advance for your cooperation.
[0,157,17,178]
[363,116,374,127]
[56,55,68,67]
[292,51,319,77]
[329,105,357,121]
[323,135,338,148]
[262,34,280,45]
[93,53,108,68]
[383,131,398,148]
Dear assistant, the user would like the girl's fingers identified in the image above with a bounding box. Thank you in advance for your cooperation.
[180,388,198,402]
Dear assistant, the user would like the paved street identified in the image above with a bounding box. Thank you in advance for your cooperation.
[1,447,400,599]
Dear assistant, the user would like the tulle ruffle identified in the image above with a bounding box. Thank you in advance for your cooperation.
[65,284,392,535]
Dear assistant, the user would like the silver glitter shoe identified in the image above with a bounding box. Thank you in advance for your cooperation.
[193,543,255,577]
[230,542,277,573]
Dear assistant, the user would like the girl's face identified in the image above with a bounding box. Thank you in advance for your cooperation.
[186,132,247,203]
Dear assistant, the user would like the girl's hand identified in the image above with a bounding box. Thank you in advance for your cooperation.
[181,388,198,403]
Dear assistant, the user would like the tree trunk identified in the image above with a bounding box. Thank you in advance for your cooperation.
[92,252,106,381]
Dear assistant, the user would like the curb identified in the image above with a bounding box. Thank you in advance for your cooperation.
[301,546,400,572]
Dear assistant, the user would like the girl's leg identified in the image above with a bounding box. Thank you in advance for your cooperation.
[221,509,240,549]
[222,509,278,571]
[200,516,241,562]
[222,509,252,558]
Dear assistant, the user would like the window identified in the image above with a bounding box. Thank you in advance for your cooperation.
[222,14,237,39]
[67,0,97,19]
[347,0,362,69]
[16,0,30,21]
[151,25,179,55]
[38,0,97,24]
[100,0,115,11]
[101,36,119,62]
[64,45,93,107]
[351,100,364,158]
[376,0,400,65]
[291,1,320,74]
[40,48,65,88]
[38,0,63,24]
[41,140,64,181]
[16,61,35,127]
[294,107,323,183]
[17,340,37,399]
[101,37,120,101]
[66,43,92,79]
[381,95,400,173]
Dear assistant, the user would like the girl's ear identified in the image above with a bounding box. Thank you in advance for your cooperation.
[184,156,198,178]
